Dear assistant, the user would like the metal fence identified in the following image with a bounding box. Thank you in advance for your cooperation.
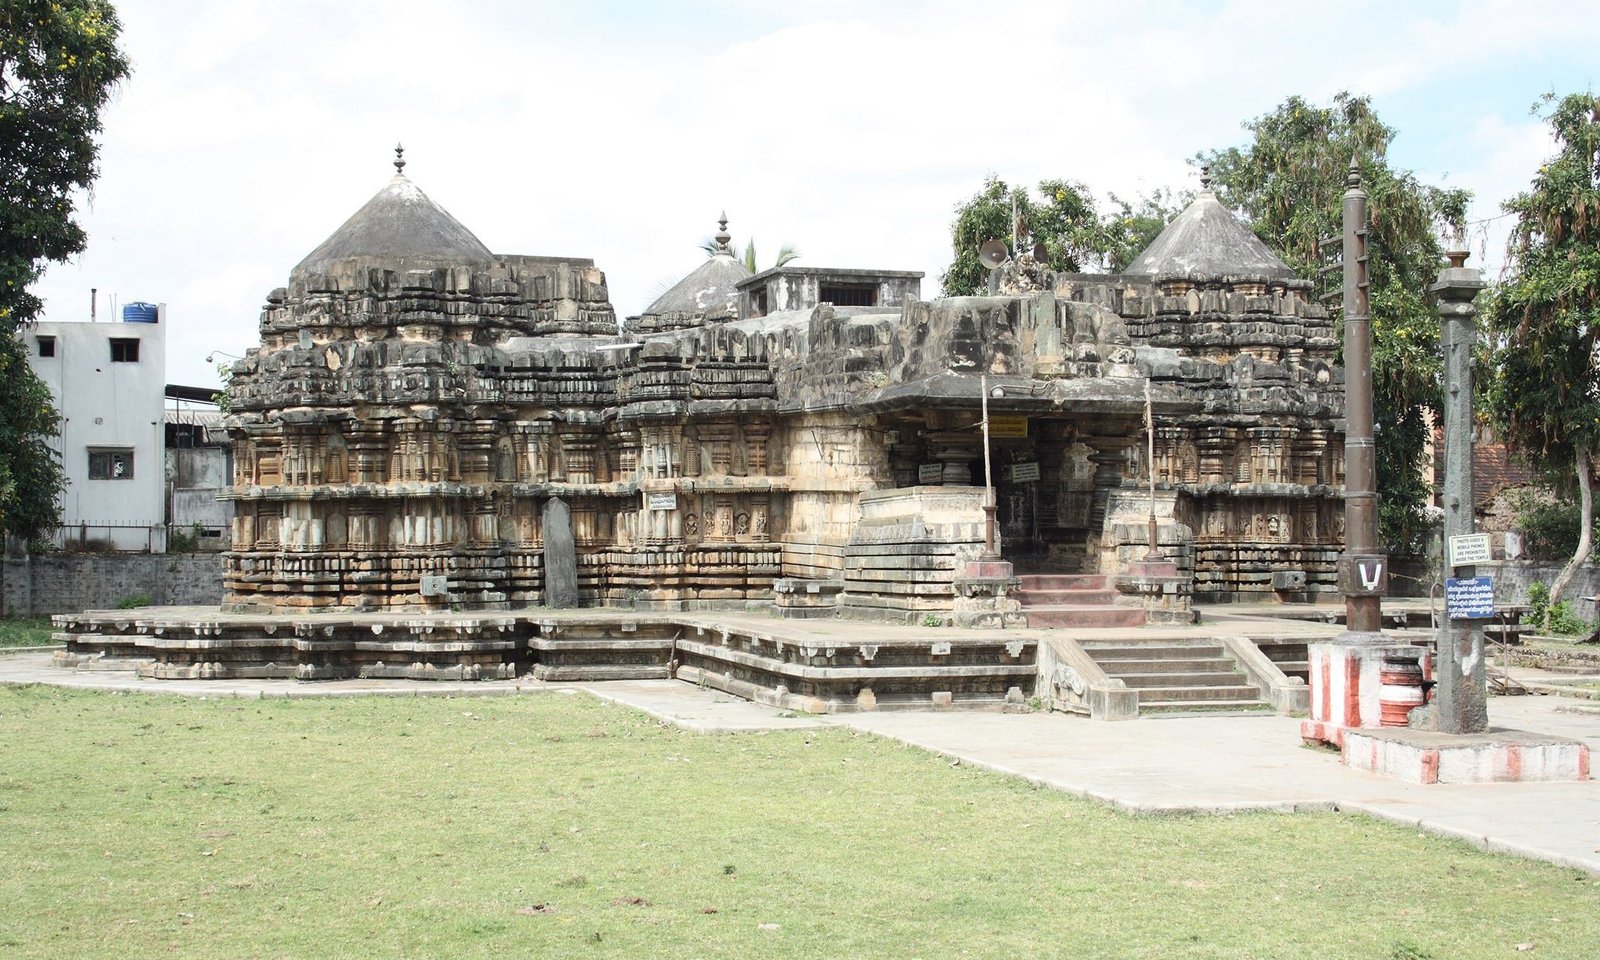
[46,523,164,554]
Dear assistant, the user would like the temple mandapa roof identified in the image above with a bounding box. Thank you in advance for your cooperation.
[293,152,494,278]
[1123,186,1295,281]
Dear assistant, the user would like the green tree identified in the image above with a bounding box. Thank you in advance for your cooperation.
[0,0,130,546]
[0,336,64,543]
[1484,92,1600,622]
[1197,93,1469,554]
[940,176,1170,296]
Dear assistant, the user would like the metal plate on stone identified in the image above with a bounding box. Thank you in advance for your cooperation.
[1448,533,1492,567]
[1336,554,1388,596]
[1009,462,1041,483]
[918,463,943,484]
[988,415,1028,438]
[1444,576,1495,619]
[646,491,677,511]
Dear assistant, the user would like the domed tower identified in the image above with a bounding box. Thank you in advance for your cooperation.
[221,147,620,618]
[625,213,752,336]
[1110,168,1341,602]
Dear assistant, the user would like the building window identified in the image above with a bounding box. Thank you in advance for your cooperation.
[110,338,140,362]
[819,282,877,307]
[88,449,135,480]
[36,336,56,357]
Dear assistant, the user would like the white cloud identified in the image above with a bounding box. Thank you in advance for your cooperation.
[33,0,1597,388]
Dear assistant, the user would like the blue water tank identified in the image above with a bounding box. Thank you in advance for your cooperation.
[122,302,159,323]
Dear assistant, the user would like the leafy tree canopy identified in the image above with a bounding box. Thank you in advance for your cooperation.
[1483,92,1600,616]
[0,336,64,543]
[940,176,1180,296]
[1485,92,1600,468]
[1197,93,1469,553]
[0,0,130,543]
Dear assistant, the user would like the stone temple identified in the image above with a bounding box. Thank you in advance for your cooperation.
[53,152,1347,712]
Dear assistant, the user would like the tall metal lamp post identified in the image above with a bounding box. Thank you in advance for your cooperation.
[1337,158,1387,637]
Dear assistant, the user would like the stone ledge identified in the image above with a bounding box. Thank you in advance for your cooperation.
[1342,727,1591,784]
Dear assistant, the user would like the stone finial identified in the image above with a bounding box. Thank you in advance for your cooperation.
[1445,226,1469,268]
[714,211,732,253]
[1199,165,1212,191]
[394,143,406,175]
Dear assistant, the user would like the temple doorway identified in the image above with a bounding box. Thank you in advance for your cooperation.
[990,418,1104,574]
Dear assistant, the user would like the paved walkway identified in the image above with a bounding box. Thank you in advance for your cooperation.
[3,648,1597,876]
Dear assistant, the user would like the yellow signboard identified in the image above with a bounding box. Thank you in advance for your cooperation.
[988,415,1029,439]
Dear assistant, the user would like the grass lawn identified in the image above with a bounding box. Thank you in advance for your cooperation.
[0,618,54,649]
[1,687,1596,959]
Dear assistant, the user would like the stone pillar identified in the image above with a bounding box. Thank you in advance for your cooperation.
[1084,433,1138,558]
[1424,245,1489,733]
[1197,427,1233,484]
[927,430,977,485]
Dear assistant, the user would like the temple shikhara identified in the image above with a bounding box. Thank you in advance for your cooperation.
[53,151,1350,714]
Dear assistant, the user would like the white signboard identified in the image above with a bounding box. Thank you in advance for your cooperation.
[918,463,944,484]
[1448,533,1492,567]
[1009,462,1041,483]
[646,492,678,511]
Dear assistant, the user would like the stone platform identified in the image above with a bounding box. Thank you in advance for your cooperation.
[1342,727,1590,784]
[51,606,1038,713]
[48,603,1347,718]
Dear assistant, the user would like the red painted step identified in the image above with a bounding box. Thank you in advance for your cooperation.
[1017,574,1108,592]
[1022,605,1146,629]
[1017,587,1119,606]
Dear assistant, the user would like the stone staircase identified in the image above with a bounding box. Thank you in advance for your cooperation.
[1015,574,1146,629]
[1080,639,1268,713]
[1253,638,1310,684]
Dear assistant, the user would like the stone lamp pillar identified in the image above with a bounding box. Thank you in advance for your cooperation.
[1419,244,1489,733]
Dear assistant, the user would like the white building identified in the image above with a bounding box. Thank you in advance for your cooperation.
[24,308,168,552]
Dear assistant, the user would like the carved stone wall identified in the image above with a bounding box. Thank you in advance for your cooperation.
[1056,273,1344,601]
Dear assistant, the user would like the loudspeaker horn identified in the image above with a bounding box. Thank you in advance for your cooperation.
[978,239,1009,270]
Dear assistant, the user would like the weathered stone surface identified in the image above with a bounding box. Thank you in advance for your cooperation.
[198,159,1349,677]
[542,498,579,609]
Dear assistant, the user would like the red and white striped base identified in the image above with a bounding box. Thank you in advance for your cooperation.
[1301,641,1427,746]
[1344,729,1590,784]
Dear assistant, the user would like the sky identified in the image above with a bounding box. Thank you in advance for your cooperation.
[33,0,1600,389]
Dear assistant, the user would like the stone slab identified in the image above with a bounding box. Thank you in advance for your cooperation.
[542,497,579,609]
[1343,727,1591,784]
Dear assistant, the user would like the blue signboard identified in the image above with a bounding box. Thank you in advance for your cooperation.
[1444,576,1496,620]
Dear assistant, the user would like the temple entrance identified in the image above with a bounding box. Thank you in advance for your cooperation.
[988,417,1114,575]
[883,409,1141,576]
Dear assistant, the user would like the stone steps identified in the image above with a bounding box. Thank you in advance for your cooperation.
[1082,640,1267,714]
[1014,573,1145,630]
[1089,644,1224,661]
[1137,698,1276,715]
[1017,587,1120,605]
[1017,574,1109,592]
[1254,639,1311,683]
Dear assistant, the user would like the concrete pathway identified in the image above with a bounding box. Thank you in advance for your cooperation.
[3,648,1597,875]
